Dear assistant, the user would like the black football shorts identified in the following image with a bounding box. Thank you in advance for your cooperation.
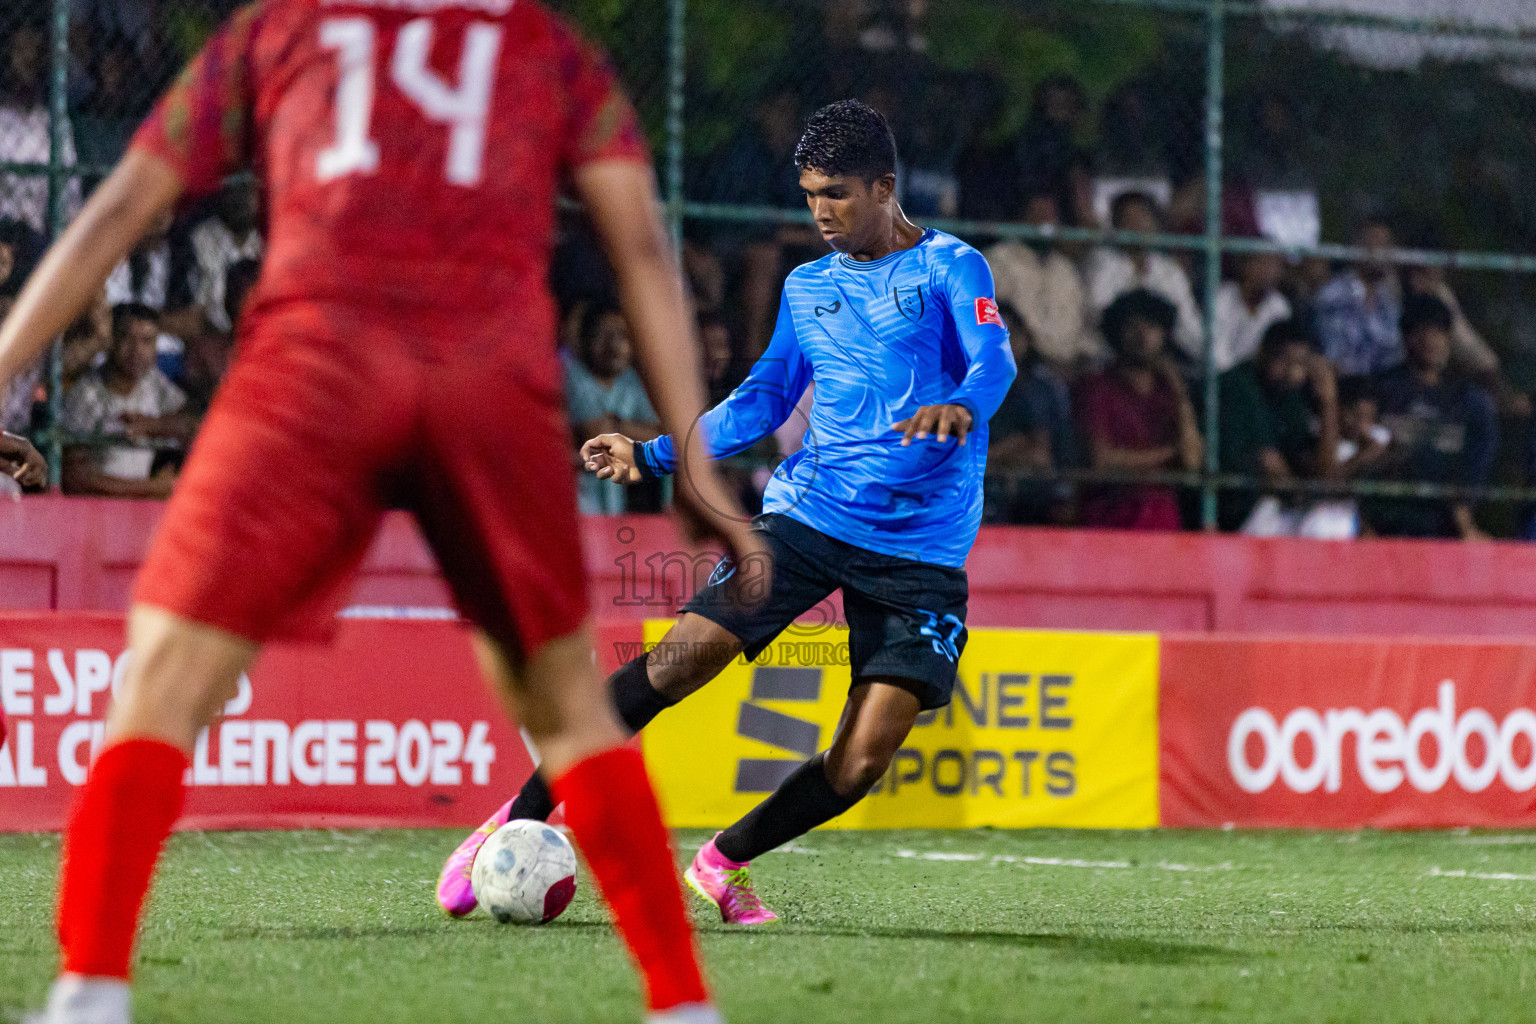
[683,513,969,710]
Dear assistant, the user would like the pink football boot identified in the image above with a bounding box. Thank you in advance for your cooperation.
[435,798,514,917]
[684,835,779,926]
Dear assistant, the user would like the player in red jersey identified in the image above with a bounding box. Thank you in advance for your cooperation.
[0,3,763,1022]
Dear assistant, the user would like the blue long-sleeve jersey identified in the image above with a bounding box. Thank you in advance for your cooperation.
[639,228,1015,567]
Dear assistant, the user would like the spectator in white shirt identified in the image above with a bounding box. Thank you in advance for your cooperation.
[0,25,81,235]
[1211,250,1291,372]
[104,211,204,381]
[1084,190,1205,365]
[61,304,190,498]
[985,191,1103,376]
[190,182,264,334]
[105,228,174,311]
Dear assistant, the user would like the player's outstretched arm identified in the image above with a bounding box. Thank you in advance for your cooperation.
[579,286,811,487]
[573,160,768,580]
[0,151,182,387]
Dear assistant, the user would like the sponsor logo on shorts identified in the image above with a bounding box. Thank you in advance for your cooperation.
[918,611,964,663]
[707,557,737,588]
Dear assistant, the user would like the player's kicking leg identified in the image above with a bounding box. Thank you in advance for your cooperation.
[438,614,745,916]
[439,513,839,920]
[470,622,721,1023]
[40,605,257,1024]
[686,680,921,925]
[686,530,967,925]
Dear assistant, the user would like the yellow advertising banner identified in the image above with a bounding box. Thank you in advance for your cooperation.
[640,621,1159,829]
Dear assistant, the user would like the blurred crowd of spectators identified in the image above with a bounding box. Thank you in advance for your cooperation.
[550,187,1522,541]
[0,172,259,498]
[654,0,1536,541]
[2,2,1535,540]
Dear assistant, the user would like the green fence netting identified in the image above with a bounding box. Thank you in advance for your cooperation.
[3,0,1535,535]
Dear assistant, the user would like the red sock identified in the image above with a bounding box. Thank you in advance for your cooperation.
[552,746,709,1012]
[57,738,187,978]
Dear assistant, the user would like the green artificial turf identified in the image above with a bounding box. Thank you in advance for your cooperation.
[5,827,1536,1022]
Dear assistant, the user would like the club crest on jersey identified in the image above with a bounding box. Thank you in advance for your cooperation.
[893,286,925,322]
[975,296,1004,328]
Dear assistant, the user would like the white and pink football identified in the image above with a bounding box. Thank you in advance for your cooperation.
[471,819,578,925]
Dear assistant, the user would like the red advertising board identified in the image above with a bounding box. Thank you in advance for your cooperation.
[19,614,1536,832]
[1161,635,1536,828]
[0,615,540,832]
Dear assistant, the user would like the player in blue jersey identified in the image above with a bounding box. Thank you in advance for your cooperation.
[437,100,1015,923]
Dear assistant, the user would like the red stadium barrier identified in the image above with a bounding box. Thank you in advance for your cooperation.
[8,497,1536,635]
[9,612,1536,831]
[1160,635,1536,828]
[0,615,545,832]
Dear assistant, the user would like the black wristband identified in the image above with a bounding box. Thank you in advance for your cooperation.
[632,440,660,482]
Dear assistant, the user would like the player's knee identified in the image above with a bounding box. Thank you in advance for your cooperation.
[111,606,255,748]
[826,748,893,800]
[646,644,732,703]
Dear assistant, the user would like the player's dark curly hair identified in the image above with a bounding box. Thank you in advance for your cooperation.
[1101,288,1178,352]
[794,100,898,183]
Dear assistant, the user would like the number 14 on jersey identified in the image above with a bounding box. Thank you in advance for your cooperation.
[318,16,503,187]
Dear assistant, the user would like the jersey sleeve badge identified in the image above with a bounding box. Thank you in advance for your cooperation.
[975,297,1004,328]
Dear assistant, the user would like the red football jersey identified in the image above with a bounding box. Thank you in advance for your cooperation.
[131,0,647,339]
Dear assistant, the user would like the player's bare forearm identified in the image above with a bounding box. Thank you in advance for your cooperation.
[157,304,207,342]
[1314,392,1341,480]
[0,150,183,385]
[123,412,200,444]
[1177,432,1204,471]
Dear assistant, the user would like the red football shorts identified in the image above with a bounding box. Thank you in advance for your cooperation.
[134,306,588,659]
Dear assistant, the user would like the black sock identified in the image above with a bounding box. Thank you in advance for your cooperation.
[505,770,555,822]
[501,654,672,823]
[715,753,858,863]
[609,652,674,734]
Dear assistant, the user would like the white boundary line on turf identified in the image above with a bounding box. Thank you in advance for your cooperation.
[1452,835,1536,846]
[1427,866,1536,881]
[893,851,1234,872]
